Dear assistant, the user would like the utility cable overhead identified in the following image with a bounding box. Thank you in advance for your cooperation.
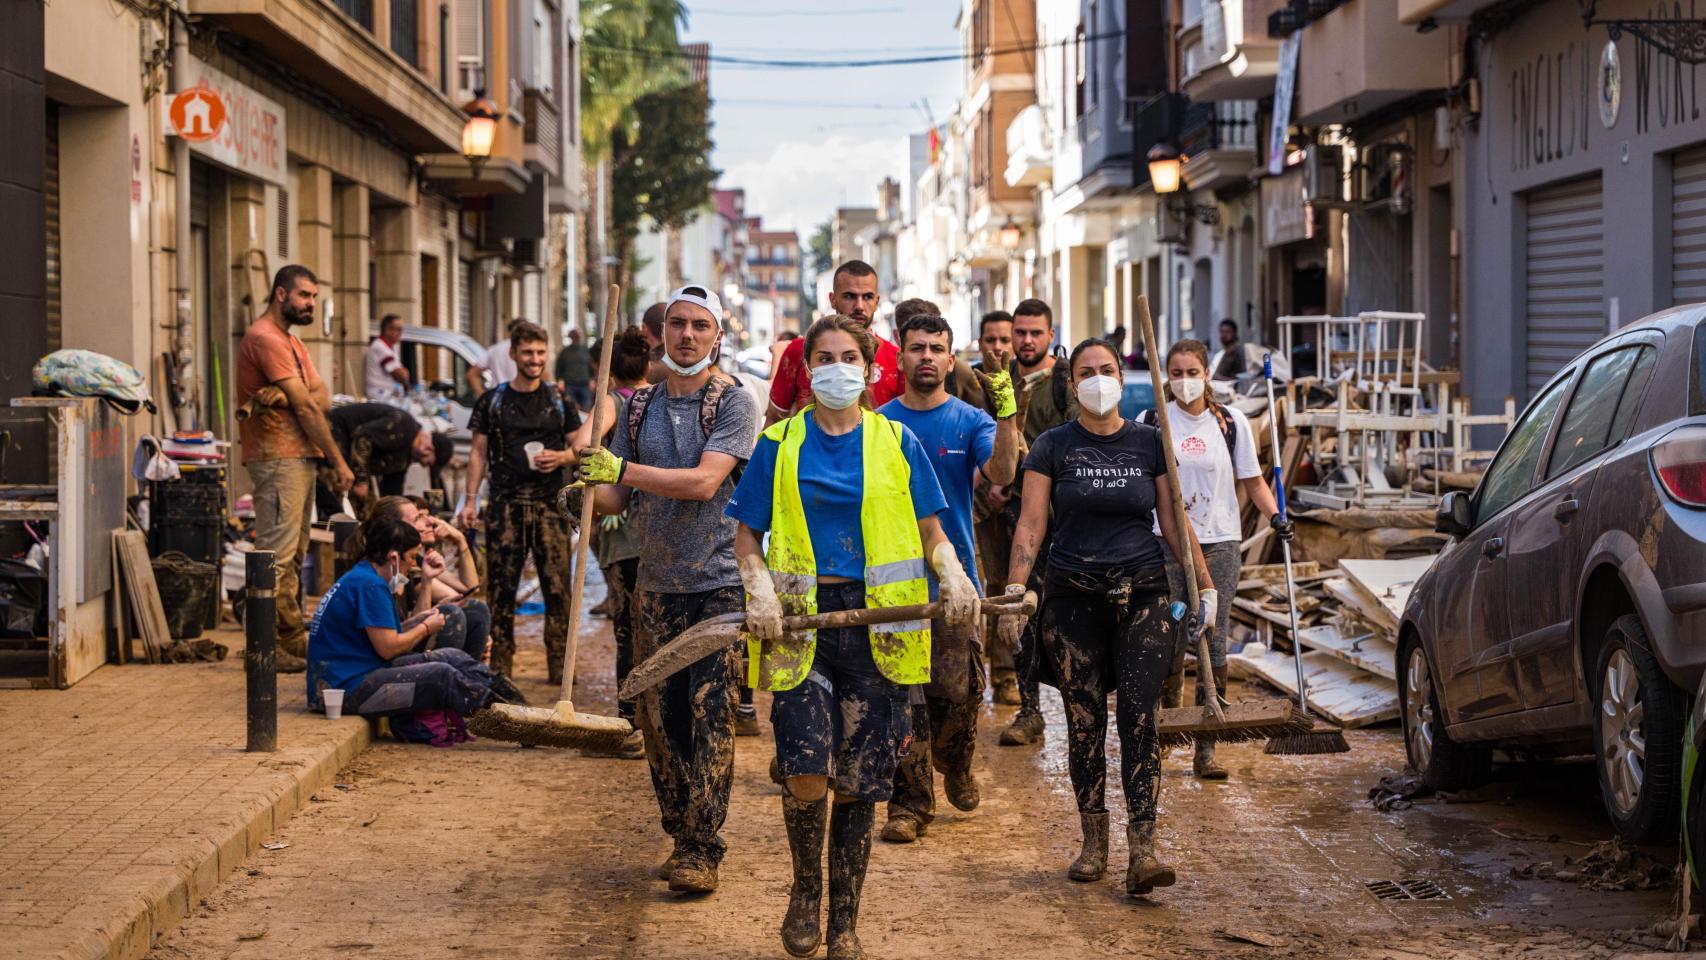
[586,30,1126,70]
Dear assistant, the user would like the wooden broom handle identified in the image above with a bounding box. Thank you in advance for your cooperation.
[558,283,621,705]
[779,591,1035,631]
[1135,296,1225,722]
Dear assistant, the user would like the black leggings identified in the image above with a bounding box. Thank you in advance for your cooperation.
[1038,572,1176,822]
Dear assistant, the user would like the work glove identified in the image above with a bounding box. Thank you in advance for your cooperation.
[600,513,624,532]
[571,447,625,488]
[1190,588,1219,641]
[738,553,785,643]
[1270,514,1295,543]
[996,583,1029,653]
[984,368,1018,420]
[930,542,979,631]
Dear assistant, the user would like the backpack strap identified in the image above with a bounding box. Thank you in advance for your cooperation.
[700,373,735,439]
[627,382,658,454]
[1144,402,1237,453]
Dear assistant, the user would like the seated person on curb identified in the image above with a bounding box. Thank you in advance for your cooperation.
[359,496,494,667]
[306,517,501,723]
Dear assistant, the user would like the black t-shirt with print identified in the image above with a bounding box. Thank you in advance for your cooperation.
[468,384,582,500]
[1020,419,1168,574]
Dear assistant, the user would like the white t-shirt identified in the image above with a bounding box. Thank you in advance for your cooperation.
[364,337,404,400]
[483,341,518,384]
[1155,400,1262,544]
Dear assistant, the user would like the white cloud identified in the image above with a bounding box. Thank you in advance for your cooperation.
[721,134,901,236]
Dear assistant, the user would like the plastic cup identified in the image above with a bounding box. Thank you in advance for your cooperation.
[322,688,346,720]
[524,441,545,471]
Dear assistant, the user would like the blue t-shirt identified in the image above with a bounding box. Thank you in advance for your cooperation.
[306,561,399,708]
[878,395,996,590]
[725,412,948,580]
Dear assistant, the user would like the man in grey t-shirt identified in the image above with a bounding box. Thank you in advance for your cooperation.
[580,283,754,895]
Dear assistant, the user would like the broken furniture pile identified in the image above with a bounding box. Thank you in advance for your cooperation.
[1220,311,1513,730]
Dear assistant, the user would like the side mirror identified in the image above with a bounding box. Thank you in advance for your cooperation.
[1435,491,1473,538]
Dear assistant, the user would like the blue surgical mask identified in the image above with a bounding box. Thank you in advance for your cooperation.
[811,362,869,410]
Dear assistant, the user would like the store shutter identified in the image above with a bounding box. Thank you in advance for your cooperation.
[44,103,60,353]
[1524,176,1604,396]
[1671,145,1706,306]
[458,258,473,334]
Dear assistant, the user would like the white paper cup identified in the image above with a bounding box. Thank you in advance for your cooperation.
[524,441,545,471]
[322,688,346,720]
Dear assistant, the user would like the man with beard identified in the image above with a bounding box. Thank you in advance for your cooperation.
[457,320,583,682]
[764,260,903,425]
[997,298,1077,746]
[237,265,355,673]
[875,310,1020,844]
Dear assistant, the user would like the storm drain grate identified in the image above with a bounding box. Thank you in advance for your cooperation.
[1364,878,1449,901]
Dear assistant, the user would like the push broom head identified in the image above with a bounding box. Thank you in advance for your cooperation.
[466,702,634,752]
[1156,700,1320,749]
[1264,714,1351,754]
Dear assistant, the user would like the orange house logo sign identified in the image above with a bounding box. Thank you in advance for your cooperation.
[168,84,226,142]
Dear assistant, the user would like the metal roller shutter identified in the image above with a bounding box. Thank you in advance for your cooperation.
[44,103,60,353]
[1671,145,1706,305]
[1524,176,1604,396]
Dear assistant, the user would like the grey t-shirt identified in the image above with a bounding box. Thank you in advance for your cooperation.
[609,380,757,593]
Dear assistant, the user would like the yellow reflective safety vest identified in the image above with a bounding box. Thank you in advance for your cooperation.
[747,407,932,692]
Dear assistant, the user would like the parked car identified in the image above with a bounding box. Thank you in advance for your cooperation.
[395,325,489,431]
[1399,307,1706,842]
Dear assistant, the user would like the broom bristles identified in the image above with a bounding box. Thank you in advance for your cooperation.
[466,703,633,752]
[1264,715,1351,755]
[1157,710,1318,749]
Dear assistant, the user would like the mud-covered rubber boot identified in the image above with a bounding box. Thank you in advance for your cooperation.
[1192,666,1229,779]
[781,792,827,958]
[1067,811,1109,882]
[827,800,875,960]
[1125,821,1176,896]
[998,709,1045,746]
[1161,670,1184,710]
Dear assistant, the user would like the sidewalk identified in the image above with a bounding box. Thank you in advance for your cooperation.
[0,627,369,960]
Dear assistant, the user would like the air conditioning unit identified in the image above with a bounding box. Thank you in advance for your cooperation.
[1303,144,1344,205]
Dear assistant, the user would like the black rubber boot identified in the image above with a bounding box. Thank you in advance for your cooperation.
[781,792,827,958]
[1067,810,1109,881]
[827,800,875,960]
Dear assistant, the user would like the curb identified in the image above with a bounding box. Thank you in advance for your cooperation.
[96,719,371,960]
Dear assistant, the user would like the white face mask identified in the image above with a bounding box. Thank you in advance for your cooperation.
[661,342,718,377]
[1076,375,1122,417]
[1173,376,1206,404]
[811,362,869,410]
[387,553,409,595]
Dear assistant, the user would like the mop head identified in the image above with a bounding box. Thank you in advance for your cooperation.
[1155,700,1319,749]
[466,702,633,752]
[1264,716,1351,755]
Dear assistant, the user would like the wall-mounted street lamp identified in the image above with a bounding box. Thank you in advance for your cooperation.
[1146,142,1219,226]
[999,217,1022,252]
[461,92,499,179]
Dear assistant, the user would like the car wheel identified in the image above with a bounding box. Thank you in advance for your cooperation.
[1593,614,1684,843]
[1686,731,1706,895]
[1398,633,1490,790]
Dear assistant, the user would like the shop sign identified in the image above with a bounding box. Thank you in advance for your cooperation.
[1262,166,1312,248]
[1268,34,1302,177]
[161,60,286,187]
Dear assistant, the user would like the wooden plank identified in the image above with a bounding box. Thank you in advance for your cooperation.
[1228,643,1398,727]
[1238,561,1321,582]
[1322,578,1396,635]
[0,501,59,520]
[113,531,168,663]
[1157,699,1298,736]
[1338,557,1435,626]
[1296,624,1398,680]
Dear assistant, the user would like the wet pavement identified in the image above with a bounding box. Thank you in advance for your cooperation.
[147,593,1682,959]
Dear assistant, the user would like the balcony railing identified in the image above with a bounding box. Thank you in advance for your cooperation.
[390,0,417,66]
[1179,100,1258,156]
[523,88,562,175]
[1127,93,1183,188]
[330,0,372,29]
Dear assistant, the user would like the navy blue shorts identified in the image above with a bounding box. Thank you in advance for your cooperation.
[771,581,912,802]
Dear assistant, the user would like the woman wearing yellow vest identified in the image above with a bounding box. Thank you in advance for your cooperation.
[726,314,980,960]
[1004,337,1214,898]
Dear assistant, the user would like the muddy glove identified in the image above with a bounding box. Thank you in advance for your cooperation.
[1192,588,1219,640]
[1269,514,1295,543]
[555,485,584,528]
[996,583,1028,652]
[984,369,1017,420]
[930,541,979,630]
[738,553,784,643]
[571,447,625,488]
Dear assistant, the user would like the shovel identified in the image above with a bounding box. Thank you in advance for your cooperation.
[619,591,1037,701]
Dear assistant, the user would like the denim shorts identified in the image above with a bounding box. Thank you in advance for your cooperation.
[771,581,912,802]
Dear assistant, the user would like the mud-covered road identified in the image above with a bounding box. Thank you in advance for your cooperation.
[151,577,1682,959]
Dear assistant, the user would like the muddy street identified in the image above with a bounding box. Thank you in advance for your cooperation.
[150,604,1678,960]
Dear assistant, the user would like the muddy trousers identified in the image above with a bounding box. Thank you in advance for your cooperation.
[484,498,574,681]
[344,648,495,718]
[634,586,742,867]
[1040,576,1177,822]
[604,557,640,722]
[889,617,983,825]
[248,458,315,657]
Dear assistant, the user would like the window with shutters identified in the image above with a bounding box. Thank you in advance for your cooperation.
[1074,23,1086,120]
[456,0,488,100]
[277,186,290,258]
[391,0,419,67]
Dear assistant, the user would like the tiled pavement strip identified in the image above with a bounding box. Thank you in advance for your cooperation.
[0,628,369,960]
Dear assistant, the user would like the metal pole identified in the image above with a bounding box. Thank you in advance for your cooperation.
[171,10,199,431]
[245,550,278,752]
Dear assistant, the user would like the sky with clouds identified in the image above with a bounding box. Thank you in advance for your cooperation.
[680,1,966,241]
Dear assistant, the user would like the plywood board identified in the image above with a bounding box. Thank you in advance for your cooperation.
[113,531,167,663]
[1338,556,1436,626]
[1229,643,1398,728]
[1322,578,1396,635]
[1295,624,1397,680]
